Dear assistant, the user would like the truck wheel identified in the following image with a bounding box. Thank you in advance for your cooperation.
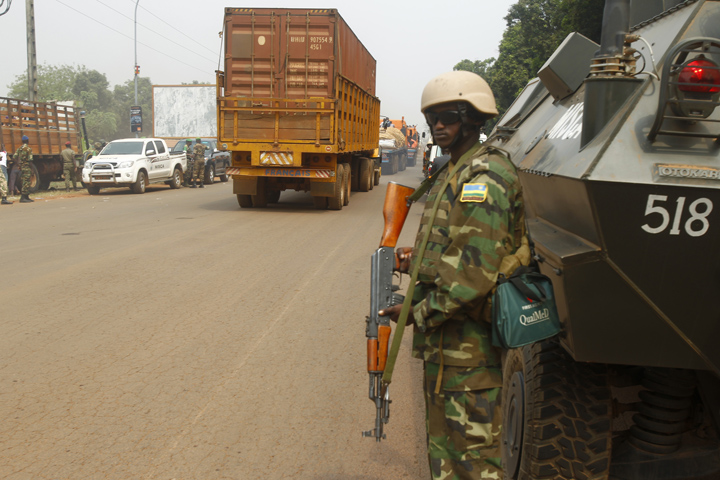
[204,164,215,185]
[374,168,380,186]
[252,178,268,207]
[351,160,359,191]
[502,339,612,480]
[86,185,101,195]
[313,196,328,210]
[38,176,52,191]
[358,158,371,192]
[168,167,182,189]
[328,164,345,210]
[399,154,406,171]
[237,194,253,208]
[268,189,281,204]
[343,163,350,206]
[132,170,147,194]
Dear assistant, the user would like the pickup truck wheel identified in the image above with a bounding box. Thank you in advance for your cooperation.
[220,169,229,182]
[328,164,344,210]
[204,165,214,185]
[237,194,252,208]
[502,339,612,480]
[86,185,101,195]
[168,167,182,189]
[132,170,147,194]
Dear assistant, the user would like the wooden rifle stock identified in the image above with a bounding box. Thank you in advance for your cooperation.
[379,182,415,248]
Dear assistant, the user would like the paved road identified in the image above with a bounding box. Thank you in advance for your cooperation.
[0,167,430,480]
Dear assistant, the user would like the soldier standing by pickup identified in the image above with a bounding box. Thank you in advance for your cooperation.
[190,138,205,188]
[183,139,193,187]
[15,135,34,203]
[380,71,527,479]
[61,141,77,192]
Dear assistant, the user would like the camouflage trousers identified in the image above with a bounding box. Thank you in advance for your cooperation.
[63,163,76,189]
[192,159,205,183]
[21,165,32,195]
[423,362,503,480]
[184,161,194,185]
[0,166,7,196]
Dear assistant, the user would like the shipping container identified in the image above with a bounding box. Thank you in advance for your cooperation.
[217,7,381,210]
[0,96,82,192]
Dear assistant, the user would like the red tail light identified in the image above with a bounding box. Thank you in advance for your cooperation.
[678,59,720,94]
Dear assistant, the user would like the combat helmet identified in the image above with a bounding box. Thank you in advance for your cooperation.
[420,70,498,117]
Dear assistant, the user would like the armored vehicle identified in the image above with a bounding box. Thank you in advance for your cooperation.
[486,0,720,478]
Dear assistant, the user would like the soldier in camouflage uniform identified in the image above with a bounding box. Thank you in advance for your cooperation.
[15,135,34,203]
[182,139,194,187]
[61,141,77,192]
[381,71,528,479]
[190,138,205,188]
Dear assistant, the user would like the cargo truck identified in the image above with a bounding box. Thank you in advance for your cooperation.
[0,96,82,192]
[217,7,380,210]
[378,126,407,175]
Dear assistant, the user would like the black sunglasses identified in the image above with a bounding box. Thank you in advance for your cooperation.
[425,110,462,126]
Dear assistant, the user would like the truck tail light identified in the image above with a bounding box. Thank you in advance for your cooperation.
[678,59,720,94]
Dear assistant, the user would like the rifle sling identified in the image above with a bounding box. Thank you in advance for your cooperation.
[381,146,478,386]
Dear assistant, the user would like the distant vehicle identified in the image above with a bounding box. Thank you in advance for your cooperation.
[82,138,186,194]
[170,138,230,184]
[426,144,449,177]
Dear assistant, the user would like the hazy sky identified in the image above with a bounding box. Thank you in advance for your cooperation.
[1,0,517,127]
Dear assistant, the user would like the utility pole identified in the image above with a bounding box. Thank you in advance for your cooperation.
[26,0,38,102]
[134,0,140,138]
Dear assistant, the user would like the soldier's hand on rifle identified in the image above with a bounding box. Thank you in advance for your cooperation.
[394,247,413,274]
[378,304,414,325]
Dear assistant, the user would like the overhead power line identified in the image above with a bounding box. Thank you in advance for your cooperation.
[53,0,213,75]
[94,0,216,64]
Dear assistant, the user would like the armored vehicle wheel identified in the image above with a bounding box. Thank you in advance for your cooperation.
[328,164,345,210]
[358,158,371,192]
[168,167,182,189]
[313,196,328,209]
[237,194,252,208]
[86,185,101,195]
[502,339,612,480]
[131,170,147,194]
[204,165,215,185]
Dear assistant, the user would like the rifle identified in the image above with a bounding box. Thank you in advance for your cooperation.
[362,181,415,442]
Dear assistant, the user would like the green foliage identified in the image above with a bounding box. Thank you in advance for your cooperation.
[7,64,80,102]
[455,0,604,119]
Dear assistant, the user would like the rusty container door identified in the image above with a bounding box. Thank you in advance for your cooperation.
[223,8,376,99]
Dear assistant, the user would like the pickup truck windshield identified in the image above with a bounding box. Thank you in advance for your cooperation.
[102,141,144,155]
[171,140,213,153]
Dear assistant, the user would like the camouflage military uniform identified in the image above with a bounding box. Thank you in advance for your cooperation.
[410,142,525,479]
[61,146,76,190]
[192,142,205,184]
[14,144,33,195]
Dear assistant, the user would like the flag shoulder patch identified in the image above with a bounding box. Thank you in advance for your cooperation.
[459,183,488,203]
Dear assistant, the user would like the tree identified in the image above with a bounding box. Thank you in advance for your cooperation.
[7,64,81,102]
[455,0,604,118]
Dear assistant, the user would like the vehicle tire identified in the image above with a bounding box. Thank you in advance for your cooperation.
[204,164,215,185]
[168,167,182,189]
[131,170,147,194]
[86,185,101,195]
[343,163,350,206]
[252,178,268,208]
[220,170,229,182]
[268,189,281,204]
[399,154,406,171]
[391,156,398,175]
[237,194,252,208]
[328,164,344,210]
[502,339,612,480]
[374,168,380,186]
[38,176,52,191]
[358,157,371,192]
[313,196,328,210]
[351,160,359,191]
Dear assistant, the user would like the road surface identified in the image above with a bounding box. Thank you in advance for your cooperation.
[0,166,431,479]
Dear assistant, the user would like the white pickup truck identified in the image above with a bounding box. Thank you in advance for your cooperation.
[82,138,186,194]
